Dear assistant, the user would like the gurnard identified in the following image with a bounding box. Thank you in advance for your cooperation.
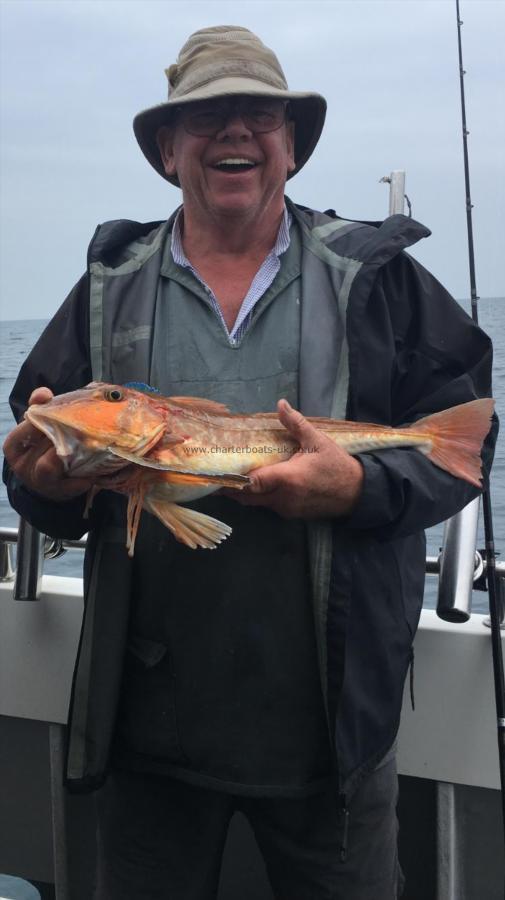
[25,383,495,555]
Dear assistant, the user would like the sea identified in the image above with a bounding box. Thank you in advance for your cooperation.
[1,300,504,613]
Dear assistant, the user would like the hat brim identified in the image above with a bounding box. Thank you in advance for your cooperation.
[133,77,326,186]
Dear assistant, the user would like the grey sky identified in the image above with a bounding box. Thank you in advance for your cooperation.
[0,0,503,320]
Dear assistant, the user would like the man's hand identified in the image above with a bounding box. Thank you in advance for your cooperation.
[227,399,364,519]
[3,387,93,502]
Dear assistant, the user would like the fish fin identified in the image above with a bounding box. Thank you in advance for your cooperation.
[162,470,250,489]
[107,447,249,488]
[306,417,396,432]
[83,485,101,519]
[123,381,161,396]
[167,396,232,415]
[412,398,495,487]
[126,483,147,557]
[107,442,185,467]
[144,497,232,550]
[247,412,395,433]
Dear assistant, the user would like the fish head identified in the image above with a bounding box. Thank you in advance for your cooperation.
[25,382,166,473]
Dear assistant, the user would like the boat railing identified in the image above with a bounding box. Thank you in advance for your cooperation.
[1,517,503,623]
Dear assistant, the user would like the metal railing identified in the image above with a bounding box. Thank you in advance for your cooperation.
[0,523,87,598]
[1,518,504,620]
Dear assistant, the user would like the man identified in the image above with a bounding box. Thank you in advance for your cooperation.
[3,25,495,900]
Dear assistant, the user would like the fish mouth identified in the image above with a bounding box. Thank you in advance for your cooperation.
[25,407,87,471]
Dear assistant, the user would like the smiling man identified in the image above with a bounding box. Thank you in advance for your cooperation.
[3,24,495,900]
[154,94,298,334]
[158,97,295,218]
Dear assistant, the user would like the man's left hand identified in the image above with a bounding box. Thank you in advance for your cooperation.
[226,399,364,519]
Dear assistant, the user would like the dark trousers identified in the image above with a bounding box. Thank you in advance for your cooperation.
[95,751,404,900]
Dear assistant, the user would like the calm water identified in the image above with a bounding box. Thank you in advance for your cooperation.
[1,300,504,610]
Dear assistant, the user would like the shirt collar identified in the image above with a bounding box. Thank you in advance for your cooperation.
[171,205,292,268]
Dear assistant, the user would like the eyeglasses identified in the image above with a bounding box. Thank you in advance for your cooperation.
[176,98,289,137]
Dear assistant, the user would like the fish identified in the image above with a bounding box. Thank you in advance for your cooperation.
[25,382,495,556]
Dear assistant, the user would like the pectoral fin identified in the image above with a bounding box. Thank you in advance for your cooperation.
[162,470,250,489]
[107,446,250,489]
[144,497,232,550]
[107,442,185,465]
[126,483,147,557]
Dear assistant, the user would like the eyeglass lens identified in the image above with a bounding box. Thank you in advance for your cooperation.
[180,99,288,136]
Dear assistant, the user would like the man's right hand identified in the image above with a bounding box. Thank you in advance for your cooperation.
[3,387,93,502]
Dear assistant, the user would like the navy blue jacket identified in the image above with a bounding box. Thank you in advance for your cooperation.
[4,204,496,798]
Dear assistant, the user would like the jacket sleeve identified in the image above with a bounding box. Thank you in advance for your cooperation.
[346,252,497,539]
[2,275,92,539]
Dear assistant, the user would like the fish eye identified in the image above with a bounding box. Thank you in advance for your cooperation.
[104,389,123,402]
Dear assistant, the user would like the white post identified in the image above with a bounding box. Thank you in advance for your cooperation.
[388,170,406,215]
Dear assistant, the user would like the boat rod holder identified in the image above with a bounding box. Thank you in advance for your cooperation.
[13,519,45,601]
[437,497,481,622]
[0,539,14,582]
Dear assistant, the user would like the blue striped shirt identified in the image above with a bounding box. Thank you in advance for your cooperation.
[171,207,292,344]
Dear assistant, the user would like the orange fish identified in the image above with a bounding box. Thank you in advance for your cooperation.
[25,383,494,555]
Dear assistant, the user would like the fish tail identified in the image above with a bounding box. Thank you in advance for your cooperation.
[412,398,494,487]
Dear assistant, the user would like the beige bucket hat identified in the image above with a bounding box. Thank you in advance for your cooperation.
[133,25,327,186]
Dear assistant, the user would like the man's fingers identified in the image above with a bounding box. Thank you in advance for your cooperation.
[5,434,91,500]
[277,399,321,450]
[3,420,48,463]
[221,461,287,500]
[3,385,55,468]
[28,387,54,405]
[3,392,97,502]
[30,446,93,498]
[33,446,66,479]
[247,462,290,494]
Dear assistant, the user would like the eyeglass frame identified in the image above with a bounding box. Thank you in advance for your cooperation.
[173,97,292,138]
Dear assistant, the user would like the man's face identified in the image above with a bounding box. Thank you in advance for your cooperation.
[157,96,296,224]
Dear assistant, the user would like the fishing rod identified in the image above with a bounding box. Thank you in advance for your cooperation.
[455,0,505,834]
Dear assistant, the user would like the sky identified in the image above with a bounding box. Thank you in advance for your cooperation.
[0,0,503,321]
